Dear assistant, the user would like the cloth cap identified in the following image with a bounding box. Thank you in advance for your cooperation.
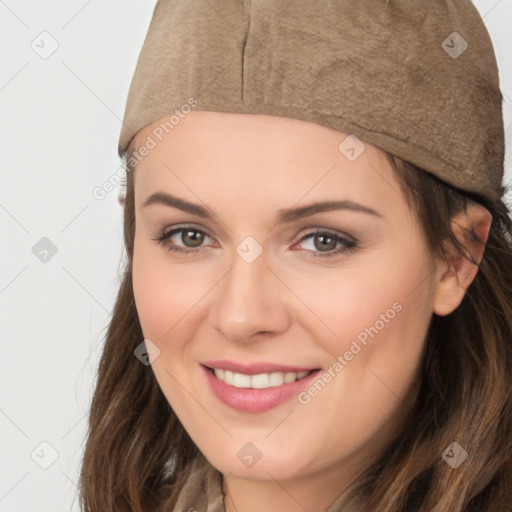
[118,0,505,203]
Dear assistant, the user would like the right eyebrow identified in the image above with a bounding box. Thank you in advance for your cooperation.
[142,191,383,224]
[142,192,212,217]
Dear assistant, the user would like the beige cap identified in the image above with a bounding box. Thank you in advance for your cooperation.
[118,0,505,202]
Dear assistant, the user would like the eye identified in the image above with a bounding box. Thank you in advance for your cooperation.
[151,225,358,259]
[293,229,358,259]
[151,225,214,256]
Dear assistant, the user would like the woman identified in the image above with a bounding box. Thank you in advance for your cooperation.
[79,1,512,511]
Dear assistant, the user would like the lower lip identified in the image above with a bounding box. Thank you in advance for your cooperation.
[201,365,320,413]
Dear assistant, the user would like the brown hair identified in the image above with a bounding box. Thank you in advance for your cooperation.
[78,146,512,511]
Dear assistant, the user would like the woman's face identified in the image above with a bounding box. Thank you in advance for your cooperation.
[131,111,441,485]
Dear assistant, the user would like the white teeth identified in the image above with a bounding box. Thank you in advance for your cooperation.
[212,368,311,389]
[284,372,296,384]
[269,372,285,386]
[224,370,234,385]
[233,373,251,388]
[251,373,269,389]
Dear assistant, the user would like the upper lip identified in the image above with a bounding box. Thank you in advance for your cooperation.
[201,360,319,375]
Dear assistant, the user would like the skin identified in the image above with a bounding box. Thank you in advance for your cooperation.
[130,111,491,512]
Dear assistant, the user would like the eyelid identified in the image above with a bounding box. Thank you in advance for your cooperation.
[152,223,358,258]
[296,226,356,243]
[157,223,353,241]
[156,224,216,247]
[292,229,358,259]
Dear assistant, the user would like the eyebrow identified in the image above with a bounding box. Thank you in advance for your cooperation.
[142,191,383,224]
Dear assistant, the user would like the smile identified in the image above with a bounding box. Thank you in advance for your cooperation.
[200,361,321,413]
[210,368,311,389]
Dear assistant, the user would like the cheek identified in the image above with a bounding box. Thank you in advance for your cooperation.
[287,243,434,352]
[281,256,433,468]
[132,239,209,342]
[131,241,208,412]
[293,241,434,404]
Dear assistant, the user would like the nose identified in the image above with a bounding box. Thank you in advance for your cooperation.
[208,248,291,344]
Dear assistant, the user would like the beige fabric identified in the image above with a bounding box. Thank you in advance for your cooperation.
[173,452,361,511]
[118,0,504,203]
[172,453,225,512]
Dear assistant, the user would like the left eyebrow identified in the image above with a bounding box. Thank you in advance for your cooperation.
[274,199,383,224]
[142,192,383,223]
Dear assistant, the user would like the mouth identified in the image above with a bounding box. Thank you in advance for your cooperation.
[200,361,322,413]
[202,365,315,389]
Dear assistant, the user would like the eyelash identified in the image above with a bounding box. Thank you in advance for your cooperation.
[151,225,358,259]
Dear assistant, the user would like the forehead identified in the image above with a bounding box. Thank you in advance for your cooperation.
[131,111,401,211]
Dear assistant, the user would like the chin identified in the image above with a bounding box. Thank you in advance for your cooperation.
[199,441,323,481]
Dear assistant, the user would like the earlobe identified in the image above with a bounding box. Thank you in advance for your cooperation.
[432,203,492,317]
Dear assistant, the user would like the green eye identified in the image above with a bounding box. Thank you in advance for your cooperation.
[151,226,358,259]
[296,230,358,259]
[152,226,212,255]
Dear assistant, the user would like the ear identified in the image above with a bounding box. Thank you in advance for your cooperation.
[433,203,492,316]
[118,189,126,206]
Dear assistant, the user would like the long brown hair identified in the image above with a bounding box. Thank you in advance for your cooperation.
[78,145,512,511]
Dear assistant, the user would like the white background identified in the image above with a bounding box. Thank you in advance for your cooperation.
[0,1,511,510]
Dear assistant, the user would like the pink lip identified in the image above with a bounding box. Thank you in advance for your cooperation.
[200,364,321,413]
[201,359,317,375]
